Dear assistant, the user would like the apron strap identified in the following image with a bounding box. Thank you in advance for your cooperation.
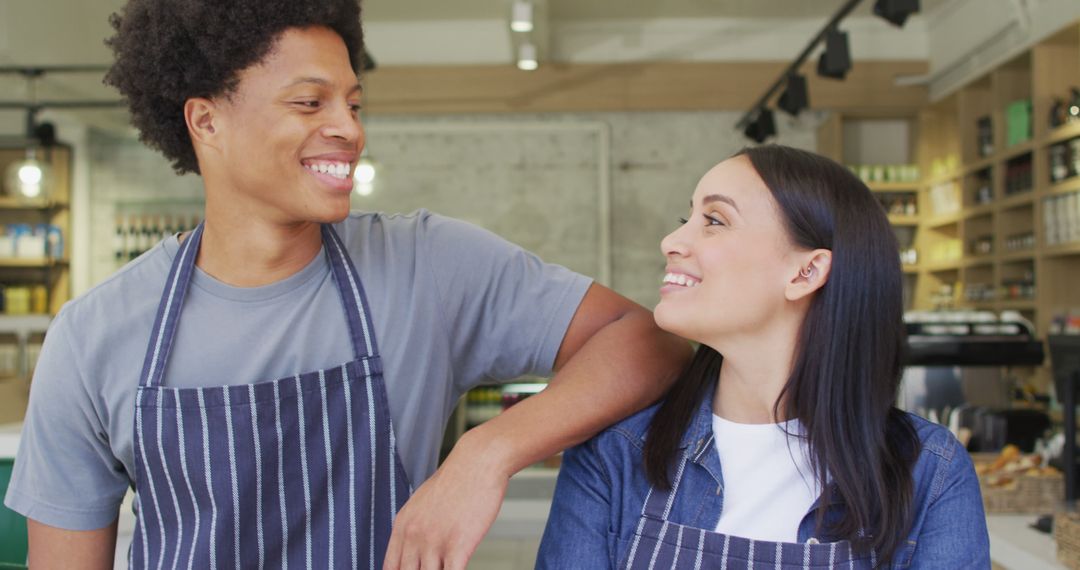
[321,224,381,362]
[640,446,694,521]
[139,222,204,389]
[138,222,381,389]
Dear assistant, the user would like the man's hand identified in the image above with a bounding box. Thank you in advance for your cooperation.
[382,428,509,570]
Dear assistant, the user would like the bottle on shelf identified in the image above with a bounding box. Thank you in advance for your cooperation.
[976,116,993,158]
[1069,88,1080,123]
[1051,98,1067,129]
[1051,143,1071,184]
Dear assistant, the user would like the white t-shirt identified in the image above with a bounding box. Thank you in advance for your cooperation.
[712,415,822,543]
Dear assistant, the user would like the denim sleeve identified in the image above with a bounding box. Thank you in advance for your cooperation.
[536,438,618,569]
[908,435,990,568]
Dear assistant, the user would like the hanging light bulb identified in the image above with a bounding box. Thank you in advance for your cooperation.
[3,149,49,199]
[510,1,534,33]
[353,154,377,196]
[517,43,539,71]
[354,156,376,185]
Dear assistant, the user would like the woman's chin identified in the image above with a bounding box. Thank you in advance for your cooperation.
[653,307,690,339]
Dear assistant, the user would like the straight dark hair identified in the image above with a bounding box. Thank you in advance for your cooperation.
[643,145,920,566]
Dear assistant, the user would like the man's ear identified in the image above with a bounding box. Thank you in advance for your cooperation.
[785,249,832,302]
[184,97,219,149]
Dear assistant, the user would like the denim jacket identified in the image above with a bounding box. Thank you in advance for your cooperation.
[537,391,990,569]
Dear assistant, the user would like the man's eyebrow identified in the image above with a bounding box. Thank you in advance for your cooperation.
[283,77,362,95]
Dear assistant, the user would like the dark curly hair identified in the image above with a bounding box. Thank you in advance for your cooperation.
[104,0,364,175]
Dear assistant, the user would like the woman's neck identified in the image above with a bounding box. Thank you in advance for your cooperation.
[191,195,324,288]
[710,319,801,425]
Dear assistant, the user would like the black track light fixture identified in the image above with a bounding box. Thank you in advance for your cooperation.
[736,0,862,135]
[817,27,851,80]
[874,0,920,27]
[778,74,809,117]
[743,108,777,144]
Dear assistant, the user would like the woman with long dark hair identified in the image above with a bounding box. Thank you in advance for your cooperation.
[537,145,989,568]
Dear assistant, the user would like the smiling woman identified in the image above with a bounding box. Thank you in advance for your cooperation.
[537,145,991,569]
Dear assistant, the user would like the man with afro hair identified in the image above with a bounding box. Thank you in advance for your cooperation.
[4,0,690,568]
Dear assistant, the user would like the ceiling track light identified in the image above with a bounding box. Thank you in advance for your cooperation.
[874,0,920,27]
[517,43,538,71]
[510,1,534,33]
[778,74,809,117]
[735,0,862,137]
[743,108,777,144]
[817,27,852,80]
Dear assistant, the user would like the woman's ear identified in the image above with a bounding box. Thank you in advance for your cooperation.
[785,249,832,301]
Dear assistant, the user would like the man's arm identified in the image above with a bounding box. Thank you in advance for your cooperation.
[28,518,117,569]
[383,283,692,570]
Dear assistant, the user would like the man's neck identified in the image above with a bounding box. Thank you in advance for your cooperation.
[191,195,324,288]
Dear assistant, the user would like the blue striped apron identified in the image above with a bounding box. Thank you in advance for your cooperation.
[622,449,875,570]
[129,223,410,569]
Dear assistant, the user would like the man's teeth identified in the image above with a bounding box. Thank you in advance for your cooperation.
[663,272,699,287]
[304,162,351,180]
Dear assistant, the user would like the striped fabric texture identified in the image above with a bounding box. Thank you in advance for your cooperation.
[130,223,410,569]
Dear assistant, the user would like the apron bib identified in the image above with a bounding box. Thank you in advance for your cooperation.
[130,223,410,569]
[622,450,875,570]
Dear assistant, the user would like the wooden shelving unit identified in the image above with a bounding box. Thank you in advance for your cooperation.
[0,146,71,316]
[816,20,1080,393]
[0,145,70,424]
[900,21,1080,391]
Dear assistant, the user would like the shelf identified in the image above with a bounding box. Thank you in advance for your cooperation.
[902,264,920,274]
[888,214,920,226]
[0,314,51,335]
[999,254,1035,265]
[0,197,68,211]
[0,258,68,268]
[924,260,962,272]
[968,300,997,310]
[999,299,1036,311]
[923,211,963,228]
[922,172,962,187]
[964,204,994,219]
[1044,121,1080,146]
[964,255,995,268]
[997,192,1035,210]
[999,139,1036,161]
[867,181,921,192]
[1042,242,1080,258]
[1047,176,1080,196]
[1000,249,1036,262]
[965,155,996,175]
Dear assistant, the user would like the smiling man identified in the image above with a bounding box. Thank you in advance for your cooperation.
[2,1,691,569]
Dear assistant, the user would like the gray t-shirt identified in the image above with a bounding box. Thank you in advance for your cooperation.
[4,210,591,531]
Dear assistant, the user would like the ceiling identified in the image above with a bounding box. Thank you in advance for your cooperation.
[0,0,946,133]
[366,0,949,22]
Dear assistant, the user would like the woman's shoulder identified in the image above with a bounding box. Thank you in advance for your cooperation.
[590,402,664,453]
[902,412,979,498]
[904,412,966,460]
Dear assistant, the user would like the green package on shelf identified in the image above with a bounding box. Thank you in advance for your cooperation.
[1005,99,1032,148]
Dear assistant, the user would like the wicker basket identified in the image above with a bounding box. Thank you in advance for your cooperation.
[1055,512,1080,569]
[979,471,1064,513]
[972,452,1065,514]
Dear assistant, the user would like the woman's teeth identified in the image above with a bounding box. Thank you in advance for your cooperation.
[304,162,351,180]
[663,272,699,287]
